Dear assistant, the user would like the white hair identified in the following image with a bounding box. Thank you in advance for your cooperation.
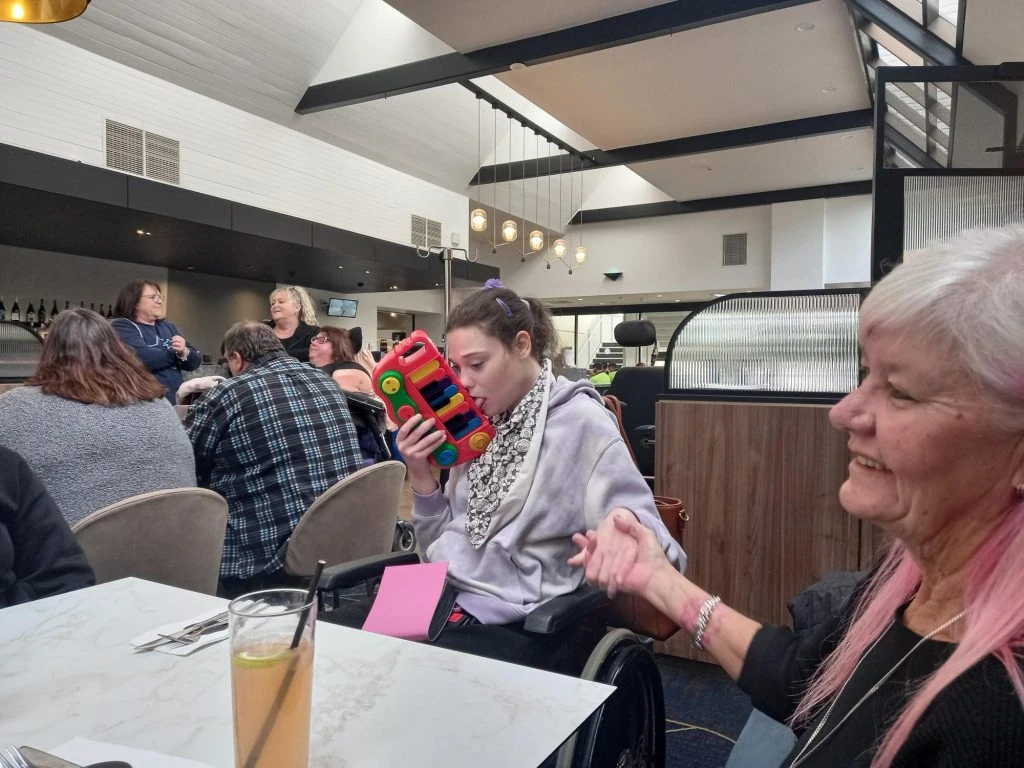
[270,285,319,327]
[860,224,1024,427]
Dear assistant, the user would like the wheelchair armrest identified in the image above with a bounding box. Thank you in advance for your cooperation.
[318,552,421,591]
[523,584,610,635]
[634,425,656,438]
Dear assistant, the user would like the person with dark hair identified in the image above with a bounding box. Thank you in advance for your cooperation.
[0,309,196,526]
[571,226,1024,767]
[0,446,95,608]
[589,362,611,387]
[112,280,200,404]
[308,326,374,395]
[396,280,683,662]
[185,322,363,596]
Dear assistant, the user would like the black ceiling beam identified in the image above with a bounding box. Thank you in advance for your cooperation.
[471,109,874,185]
[460,81,582,158]
[568,181,872,224]
[296,0,816,113]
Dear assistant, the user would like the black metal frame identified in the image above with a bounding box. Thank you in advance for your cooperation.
[471,110,873,185]
[295,0,816,113]
[567,181,872,225]
[661,288,866,404]
[871,64,1024,281]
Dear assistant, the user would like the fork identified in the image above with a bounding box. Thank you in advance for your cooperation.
[1,745,30,768]
[134,609,229,652]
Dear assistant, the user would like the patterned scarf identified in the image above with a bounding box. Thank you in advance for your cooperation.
[465,366,549,548]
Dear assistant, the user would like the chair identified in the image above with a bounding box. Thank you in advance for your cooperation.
[607,320,664,480]
[283,460,406,578]
[72,488,228,595]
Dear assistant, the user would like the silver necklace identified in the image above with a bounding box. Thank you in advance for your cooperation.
[788,608,966,768]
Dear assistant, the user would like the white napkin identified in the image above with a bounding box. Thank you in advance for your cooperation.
[51,738,218,768]
[129,607,228,656]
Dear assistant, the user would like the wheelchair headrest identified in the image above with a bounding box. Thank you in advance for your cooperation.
[614,320,657,348]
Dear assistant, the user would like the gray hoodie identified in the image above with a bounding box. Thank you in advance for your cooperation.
[413,375,686,625]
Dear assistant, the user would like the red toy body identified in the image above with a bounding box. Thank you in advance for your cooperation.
[373,331,494,467]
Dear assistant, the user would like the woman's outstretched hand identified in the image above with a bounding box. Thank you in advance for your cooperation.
[568,509,670,599]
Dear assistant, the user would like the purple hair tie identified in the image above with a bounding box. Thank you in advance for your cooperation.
[483,278,504,290]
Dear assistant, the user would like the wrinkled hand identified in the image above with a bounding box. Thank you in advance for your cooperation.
[396,414,446,492]
[170,335,188,355]
[568,510,669,599]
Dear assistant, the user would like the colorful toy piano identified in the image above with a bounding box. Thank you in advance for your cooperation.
[373,330,494,467]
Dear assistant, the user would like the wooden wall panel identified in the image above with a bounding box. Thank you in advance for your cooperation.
[654,400,857,660]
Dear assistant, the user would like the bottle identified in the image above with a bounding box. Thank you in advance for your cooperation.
[65,301,70,312]
[79,301,84,308]
[90,302,95,312]
[51,300,59,320]
[106,305,114,319]
[26,301,35,326]
[37,298,46,325]
[11,298,20,322]
[98,304,105,318]
[0,297,5,321]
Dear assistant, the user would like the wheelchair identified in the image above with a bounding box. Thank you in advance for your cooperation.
[315,552,667,768]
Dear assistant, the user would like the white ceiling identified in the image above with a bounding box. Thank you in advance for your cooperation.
[384,0,674,52]
[632,128,874,200]
[495,0,868,149]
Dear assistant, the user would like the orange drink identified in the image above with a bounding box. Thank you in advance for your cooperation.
[228,589,317,768]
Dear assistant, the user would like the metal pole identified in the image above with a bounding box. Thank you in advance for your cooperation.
[443,249,453,324]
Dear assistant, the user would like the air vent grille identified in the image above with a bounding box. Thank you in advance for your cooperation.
[105,120,144,176]
[411,214,443,248]
[104,120,180,185]
[722,233,748,266]
[144,131,180,185]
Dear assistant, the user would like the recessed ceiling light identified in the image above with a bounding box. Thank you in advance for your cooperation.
[509,62,526,71]
[821,86,837,94]
[136,229,144,235]
[577,298,584,301]
[674,299,681,303]
[712,293,726,297]
[338,265,344,269]
[794,22,815,32]
[435,283,441,287]
[657,294,663,298]
[365,270,371,274]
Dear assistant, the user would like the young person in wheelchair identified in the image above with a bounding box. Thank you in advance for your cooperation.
[389,280,685,670]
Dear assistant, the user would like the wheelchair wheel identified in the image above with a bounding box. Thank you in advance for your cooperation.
[392,520,417,553]
[556,628,665,768]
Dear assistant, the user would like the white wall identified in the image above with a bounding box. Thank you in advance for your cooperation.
[167,270,276,357]
[824,195,872,285]
[0,24,467,251]
[0,245,167,314]
[292,285,445,350]
[493,206,773,298]
[770,199,825,290]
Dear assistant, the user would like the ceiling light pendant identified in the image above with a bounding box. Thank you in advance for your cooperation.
[502,219,518,242]
[553,238,567,258]
[529,230,544,251]
[470,208,488,232]
[1,0,89,23]
[574,245,587,265]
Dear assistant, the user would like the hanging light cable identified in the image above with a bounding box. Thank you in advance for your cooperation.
[575,159,587,265]
[519,122,527,261]
[529,132,543,252]
[501,115,518,243]
[470,98,487,233]
[544,140,552,270]
[553,151,567,259]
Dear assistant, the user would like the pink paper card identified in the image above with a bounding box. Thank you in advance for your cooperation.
[362,561,449,641]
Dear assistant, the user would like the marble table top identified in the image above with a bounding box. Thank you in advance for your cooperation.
[0,578,613,767]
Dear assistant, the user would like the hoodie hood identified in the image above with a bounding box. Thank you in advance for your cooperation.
[547,373,607,411]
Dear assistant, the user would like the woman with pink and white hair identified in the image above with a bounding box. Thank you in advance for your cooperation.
[570,225,1024,766]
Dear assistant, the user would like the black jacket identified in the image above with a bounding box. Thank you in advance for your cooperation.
[0,446,94,608]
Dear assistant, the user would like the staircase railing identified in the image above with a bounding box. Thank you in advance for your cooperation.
[578,313,623,368]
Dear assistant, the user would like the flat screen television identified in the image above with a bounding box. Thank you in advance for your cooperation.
[327,298,358,318]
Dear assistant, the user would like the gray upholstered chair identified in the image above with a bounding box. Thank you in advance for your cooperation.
[284,460,407,578]
[72,488,228,595]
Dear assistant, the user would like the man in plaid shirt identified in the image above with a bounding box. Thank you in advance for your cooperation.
[185,322,363,595]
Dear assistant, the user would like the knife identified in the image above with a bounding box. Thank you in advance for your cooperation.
[18,746,132,768]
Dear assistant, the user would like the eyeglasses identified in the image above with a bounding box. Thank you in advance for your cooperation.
[311,335,329,345]
[141,293,164,301]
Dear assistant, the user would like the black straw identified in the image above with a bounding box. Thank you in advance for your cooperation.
[242,560,325,768]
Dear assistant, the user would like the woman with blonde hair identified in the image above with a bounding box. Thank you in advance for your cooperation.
[571,225,1024,766]
[269,285,319,363]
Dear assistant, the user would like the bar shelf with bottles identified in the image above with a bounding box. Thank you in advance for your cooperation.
[0,296,116,335]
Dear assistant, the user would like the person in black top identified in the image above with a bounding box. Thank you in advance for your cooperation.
[569,225,1024,767]
[1,446,95,608]
[307,326,374,395]
[269,286,319,363]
